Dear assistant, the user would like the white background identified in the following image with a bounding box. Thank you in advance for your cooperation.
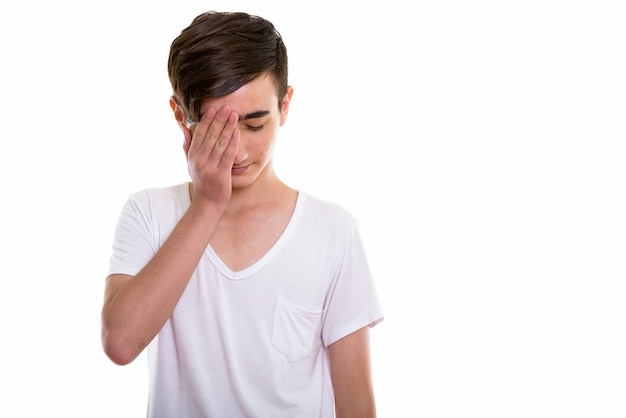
[1,1,625,417]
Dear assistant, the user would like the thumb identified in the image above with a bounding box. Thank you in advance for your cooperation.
[182,126,192,157]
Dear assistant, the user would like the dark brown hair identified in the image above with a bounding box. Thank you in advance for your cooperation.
[168,11,289,123]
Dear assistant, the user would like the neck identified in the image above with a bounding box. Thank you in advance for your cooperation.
[228,175,292,214]
[188,165,294,215]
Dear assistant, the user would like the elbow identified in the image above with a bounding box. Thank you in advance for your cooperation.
[101,324,142,366]
[102,342,137,366]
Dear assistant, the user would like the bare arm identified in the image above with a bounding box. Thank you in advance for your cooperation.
[329,326,377,418]
[101,202,225,365]
[101,104,240,365]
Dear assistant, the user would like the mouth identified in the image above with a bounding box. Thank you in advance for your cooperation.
[231,164,249,175]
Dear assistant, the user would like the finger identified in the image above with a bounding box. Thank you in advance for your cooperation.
[204,105,234,150]
[188,107,217,157]
[208,109,239,162]
[219,128,240,169]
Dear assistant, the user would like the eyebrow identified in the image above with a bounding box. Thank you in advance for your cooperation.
[239,110,270,121]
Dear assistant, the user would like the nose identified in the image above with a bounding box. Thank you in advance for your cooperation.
[233,136,248,165]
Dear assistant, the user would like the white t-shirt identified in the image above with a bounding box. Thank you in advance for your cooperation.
[108,183,384,417]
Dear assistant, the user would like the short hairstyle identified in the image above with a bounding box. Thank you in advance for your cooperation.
[168,11,289,123]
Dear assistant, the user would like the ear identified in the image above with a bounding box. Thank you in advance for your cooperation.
[169,96,188,130]
[279,86,294,126]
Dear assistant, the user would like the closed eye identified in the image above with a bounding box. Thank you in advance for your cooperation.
[240,110,270,132]
[245,124,264,132]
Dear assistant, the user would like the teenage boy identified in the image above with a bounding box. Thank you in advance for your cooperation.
[101,11,383,417]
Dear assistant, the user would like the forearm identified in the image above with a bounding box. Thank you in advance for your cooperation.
[101,201,223,364]
[334,394,376,418]
[330,327,377,418]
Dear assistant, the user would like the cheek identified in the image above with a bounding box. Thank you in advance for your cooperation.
[250,141,269,160]
[249,134,275,161]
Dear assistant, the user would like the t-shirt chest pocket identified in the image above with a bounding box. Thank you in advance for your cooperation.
[272,297,322,362]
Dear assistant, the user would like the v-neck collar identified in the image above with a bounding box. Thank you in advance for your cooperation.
[179,183,305,280]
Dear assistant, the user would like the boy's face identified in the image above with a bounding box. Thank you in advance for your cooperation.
[188,73,293,190]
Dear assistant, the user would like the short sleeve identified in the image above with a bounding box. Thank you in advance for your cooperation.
[107,193,158,277]
[321,223,384,347]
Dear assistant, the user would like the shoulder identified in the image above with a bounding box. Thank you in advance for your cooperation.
[127,183,189,207]
[300,191,354,218]
[297,192,359,234]
[122,183,190,223]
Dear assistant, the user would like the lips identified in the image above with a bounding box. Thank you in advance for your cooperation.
[231,165,249,174]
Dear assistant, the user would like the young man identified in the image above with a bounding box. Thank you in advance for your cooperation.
[101,11,383,418]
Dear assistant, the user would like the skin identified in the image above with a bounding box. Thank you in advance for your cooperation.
[101,72,376,417]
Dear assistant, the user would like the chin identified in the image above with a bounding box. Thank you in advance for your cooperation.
[231,177,254,190]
